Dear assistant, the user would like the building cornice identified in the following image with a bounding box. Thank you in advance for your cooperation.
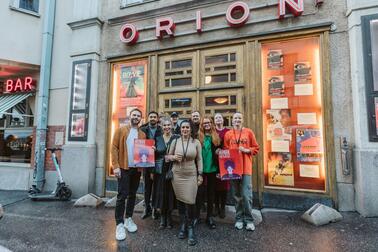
[67,17,104,30]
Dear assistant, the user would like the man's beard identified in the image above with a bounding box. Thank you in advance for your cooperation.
[131,118,140,126]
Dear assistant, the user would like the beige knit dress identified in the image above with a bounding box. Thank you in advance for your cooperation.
[169,137,203,205]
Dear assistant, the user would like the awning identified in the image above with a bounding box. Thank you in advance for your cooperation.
[0,93,33,114]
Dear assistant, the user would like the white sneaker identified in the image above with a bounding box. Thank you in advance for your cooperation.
[246,222,255,231]
[115,223,126,240]
[124,217,138,232]
[235,221,243,230]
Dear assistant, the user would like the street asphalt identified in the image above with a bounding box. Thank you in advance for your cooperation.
[0,190,377,252]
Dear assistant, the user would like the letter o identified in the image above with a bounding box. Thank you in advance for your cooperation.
[120,24,139,45]
[226,1,250,27]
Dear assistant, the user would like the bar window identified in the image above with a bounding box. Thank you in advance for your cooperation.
[68,60,91,141]
[362,14,378,141]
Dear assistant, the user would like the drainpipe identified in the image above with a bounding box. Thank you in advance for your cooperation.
[33,0,56,191]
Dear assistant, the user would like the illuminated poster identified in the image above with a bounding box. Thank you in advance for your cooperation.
[218,149,242,180]
[294,62,312,83]
[267,50,283,69]
[296,129,322,162]
[71,113,86,138]
[268,152,294,186]
[268,76,285,96]
[134,139,155,168]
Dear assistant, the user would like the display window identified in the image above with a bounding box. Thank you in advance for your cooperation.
[108,59,148,176]
[261,37,326,191]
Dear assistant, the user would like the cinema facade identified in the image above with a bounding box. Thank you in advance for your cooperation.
[89,0,352,211]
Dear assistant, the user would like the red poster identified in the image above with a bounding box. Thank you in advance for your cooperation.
[218,149,243,180]
[134,139,155,168]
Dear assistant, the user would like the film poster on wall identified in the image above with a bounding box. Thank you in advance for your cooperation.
[267,152,294,186]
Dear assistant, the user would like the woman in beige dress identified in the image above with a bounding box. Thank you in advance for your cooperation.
[167,120,203,246]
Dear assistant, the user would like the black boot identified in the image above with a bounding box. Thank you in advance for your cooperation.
[152,208,160,220]
[166,211,173,229]
[178,215,187,239]
[206,216,216,229]
[159,215,167,230]
[187,220,197,246]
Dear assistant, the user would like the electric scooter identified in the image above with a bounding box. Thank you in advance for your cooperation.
[28,148,72,201]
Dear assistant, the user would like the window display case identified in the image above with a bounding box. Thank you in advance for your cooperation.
[261,37,326,191]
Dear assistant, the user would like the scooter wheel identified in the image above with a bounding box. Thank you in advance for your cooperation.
[58,186,72,201]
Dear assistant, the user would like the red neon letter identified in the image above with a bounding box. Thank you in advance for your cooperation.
[156,17,175,39]
[226,1,250,27]
[279,0,304,19]
[196,11,202,33]
[120,24,139,45]
[24,76,33,91]
[14,78,23,91]
[5,79,13,92]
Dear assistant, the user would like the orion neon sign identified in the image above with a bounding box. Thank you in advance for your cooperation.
[119,0,320,45]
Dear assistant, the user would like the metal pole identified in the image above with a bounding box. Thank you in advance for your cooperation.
[34,0,56,191]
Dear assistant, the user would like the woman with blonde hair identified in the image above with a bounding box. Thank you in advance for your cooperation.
[198,116,221,229]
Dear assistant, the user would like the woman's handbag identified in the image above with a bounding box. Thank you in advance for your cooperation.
[165,163,174,181]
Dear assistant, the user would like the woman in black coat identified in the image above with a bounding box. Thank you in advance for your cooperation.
[152,117,179,229]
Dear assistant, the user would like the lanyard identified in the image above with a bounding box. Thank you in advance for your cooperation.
[233,127,243,146]
[181,137,190,161]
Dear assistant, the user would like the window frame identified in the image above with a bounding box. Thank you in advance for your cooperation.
[362,14,378,142]
[120,0,159,9]
[68,60,92,142]
[9,0,40,16]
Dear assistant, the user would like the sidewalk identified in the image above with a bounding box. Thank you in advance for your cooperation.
[0,190,377,252]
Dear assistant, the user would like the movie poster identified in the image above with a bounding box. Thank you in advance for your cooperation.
[267,50,283,69]
[134,139,155,168]
[294,62,312,83]
[267,152,294,186]
[296,129,323,162]
[268,76,285,96]
[70,113,86,138]
[117,60,147,123]
[218,149,243,181]
[266,109,292,141]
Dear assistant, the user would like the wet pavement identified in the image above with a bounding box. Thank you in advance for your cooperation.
[0,190,377,252]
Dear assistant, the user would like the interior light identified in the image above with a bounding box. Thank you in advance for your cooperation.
[205,76,212,84]
[214,97,228,104]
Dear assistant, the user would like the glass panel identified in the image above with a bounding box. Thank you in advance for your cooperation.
[205,54,228,64]
[71,113,86,138]
[230,95,236,105]
[230,73,236,81]
[171,98,192,108]
[9,101,27,127]
[187,70,192,74]
[165,71,184,76]
[19,0,39,12]
[171,78,192,87]
[205,74,228,84]
[165,61,170,70]
[165,99,169,108]
[72,63,89,110]
[165,79,170,87]
[230,53,236,62]
[214,65,236,71]
[0,129,32,163]
[205,96,229,106]
[261,37,326,192]
[371,19,378,91]
[171,59,192,69]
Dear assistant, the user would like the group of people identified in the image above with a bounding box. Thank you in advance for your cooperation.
[111,109,260,246]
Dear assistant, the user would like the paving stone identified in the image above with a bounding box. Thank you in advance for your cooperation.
[74,193,103,207]
[301,203,343,226]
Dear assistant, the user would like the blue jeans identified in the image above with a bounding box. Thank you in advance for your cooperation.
[231,175,254,224]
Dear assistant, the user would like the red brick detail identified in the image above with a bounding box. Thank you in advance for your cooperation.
[30,126,65,171]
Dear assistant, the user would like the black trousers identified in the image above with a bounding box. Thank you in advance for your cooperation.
[204,172,216,218]
[178,200,195,220]
[143,168,154,211]
[115,169,141,225]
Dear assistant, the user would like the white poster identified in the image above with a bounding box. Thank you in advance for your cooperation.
[299,164,320,178]
[271,98,289,109]
[271,140,290,152]
[297,113,317,125]
[295,84,313,96]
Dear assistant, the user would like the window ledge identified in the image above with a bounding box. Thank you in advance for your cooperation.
[120,0,158,9]
[9,6,40,18]
[0,162,31,169]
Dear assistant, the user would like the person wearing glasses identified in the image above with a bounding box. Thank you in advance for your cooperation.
[166,120,203,246]
[224,112,259,232]
[198,116,221,229]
